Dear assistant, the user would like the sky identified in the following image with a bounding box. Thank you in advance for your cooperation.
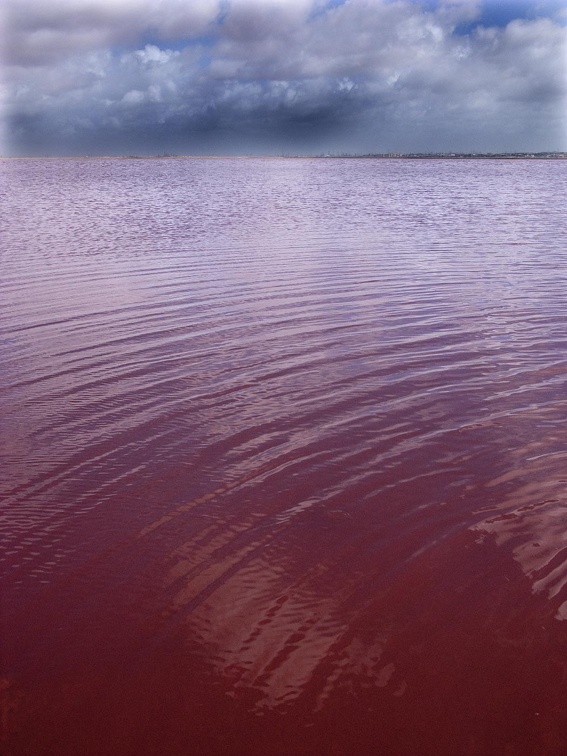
[1,0,566,156]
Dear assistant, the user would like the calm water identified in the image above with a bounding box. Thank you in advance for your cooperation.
[1,157,566,755]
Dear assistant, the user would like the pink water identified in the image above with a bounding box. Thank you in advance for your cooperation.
[1,157,566,755]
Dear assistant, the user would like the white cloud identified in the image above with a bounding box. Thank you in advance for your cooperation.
[122,88,145,104]
[135,44,177,65]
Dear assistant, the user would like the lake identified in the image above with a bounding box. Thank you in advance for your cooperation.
[1,157,566,755]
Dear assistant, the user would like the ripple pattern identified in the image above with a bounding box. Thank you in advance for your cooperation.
[1,157,566,755]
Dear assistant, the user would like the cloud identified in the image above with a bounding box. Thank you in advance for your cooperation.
[2,0,566,155]
[2,0,221,65]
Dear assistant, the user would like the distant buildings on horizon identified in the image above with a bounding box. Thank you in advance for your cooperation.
[301,151,567,160]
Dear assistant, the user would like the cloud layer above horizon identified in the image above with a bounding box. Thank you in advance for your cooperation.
[2,0,566,155]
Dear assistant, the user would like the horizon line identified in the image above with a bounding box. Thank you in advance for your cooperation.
[2,151,567,160]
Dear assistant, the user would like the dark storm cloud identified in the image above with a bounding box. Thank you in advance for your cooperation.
[1,0,566,155]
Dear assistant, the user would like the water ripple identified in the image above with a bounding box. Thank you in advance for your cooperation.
[1,157,566,754]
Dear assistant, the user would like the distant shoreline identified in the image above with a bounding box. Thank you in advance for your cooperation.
[2,152,566,160]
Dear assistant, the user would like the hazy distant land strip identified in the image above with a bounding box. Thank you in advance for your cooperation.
[3,152,567,160]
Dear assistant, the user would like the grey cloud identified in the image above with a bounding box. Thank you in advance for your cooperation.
[2,0,566,156]
[2,0,221,66]
[221,0,313,43]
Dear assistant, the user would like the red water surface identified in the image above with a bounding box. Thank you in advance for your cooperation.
[1,158,567,755]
